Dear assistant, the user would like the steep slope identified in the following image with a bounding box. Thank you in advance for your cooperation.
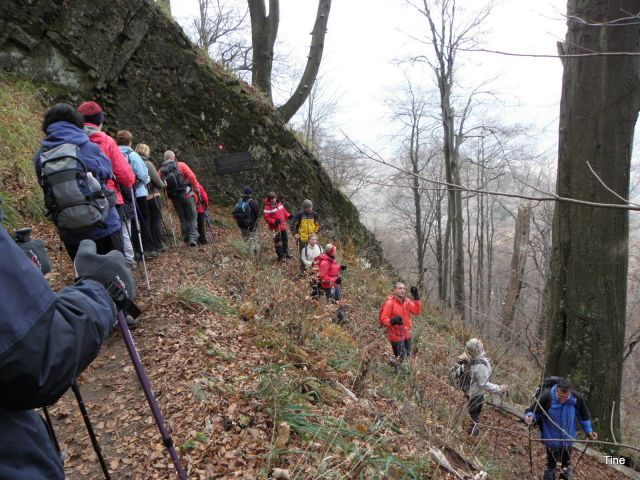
[0,0,383,263]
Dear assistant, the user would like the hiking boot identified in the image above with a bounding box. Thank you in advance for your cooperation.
[125,314,138,329]
[158,244,167,252]
[189,241,197,247]
[285,252,293,259]
[542,468,556,480]
[559,469,573,480]
[143,250,159,258]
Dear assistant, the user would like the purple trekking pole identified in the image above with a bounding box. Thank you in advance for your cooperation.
[116,311,187,479]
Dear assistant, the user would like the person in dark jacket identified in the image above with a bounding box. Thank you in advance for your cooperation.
[135,143,166,253]
[34,104,122,260]
[525,378,597,480]
[0,218,134,479]
[237,186,261,254]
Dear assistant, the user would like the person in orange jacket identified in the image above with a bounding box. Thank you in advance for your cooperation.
[263,191,291,261]
[379,282,421,361]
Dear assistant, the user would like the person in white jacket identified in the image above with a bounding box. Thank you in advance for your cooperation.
[301,234,323,271]
[465,338,508,435]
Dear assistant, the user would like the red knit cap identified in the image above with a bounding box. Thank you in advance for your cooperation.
[325,244,336,257]
[77,101,102,115]
[77,101,104,126]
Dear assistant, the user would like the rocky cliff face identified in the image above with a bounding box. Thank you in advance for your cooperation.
[0,0,384,263]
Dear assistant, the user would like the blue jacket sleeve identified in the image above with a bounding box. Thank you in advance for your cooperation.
[0,228,115,409]
[130,152,150,185]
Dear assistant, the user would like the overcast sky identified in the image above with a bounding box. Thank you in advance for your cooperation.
[172,0,567,157]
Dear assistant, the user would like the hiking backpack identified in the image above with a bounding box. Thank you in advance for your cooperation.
[233,198,254,228]
[39,143,115,231]
[529,376,562,427]
[160,161,186,199]
[448,357,489,392]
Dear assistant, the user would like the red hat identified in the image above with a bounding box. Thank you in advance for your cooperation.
[77,101,104,126]
[325,244,336,257]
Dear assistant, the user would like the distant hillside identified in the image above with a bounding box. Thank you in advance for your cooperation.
[0,0,384,264]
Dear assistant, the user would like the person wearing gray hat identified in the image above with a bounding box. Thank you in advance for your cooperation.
[291,199,320,272]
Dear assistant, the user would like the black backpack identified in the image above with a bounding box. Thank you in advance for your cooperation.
[160,161,186,199]
[39,143,115,232]
[448,357,489,393]
[530,376,562,426]
[233,198,253,228]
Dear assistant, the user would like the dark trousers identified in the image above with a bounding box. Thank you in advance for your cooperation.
[546,446,571,470]
[197,212,207,245]
[273,229,289,259]
[467,393,484,424]
[147,196,164,251]
[131,197,154,252]
[63,229,123,261]
[391,338,412,360]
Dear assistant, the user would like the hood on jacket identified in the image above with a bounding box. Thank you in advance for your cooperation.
[465,338,484,359]
[42,121,89,149]
[83,123,104,139]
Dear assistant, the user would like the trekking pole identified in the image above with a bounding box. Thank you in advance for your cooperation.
[527,425,534,476]
[204,208,215,242]
[116,311,187,479]
[42,406,61,453]
[163,191,178,247]
[122,209,145,280]
[71,383,111,480]
[130,188,150,290]
[573,440,590,474]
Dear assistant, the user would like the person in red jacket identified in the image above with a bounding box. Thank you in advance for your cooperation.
[379,282,421,361]
[195,184,209,245]
[315,243,346,300]
[77,101,136,266]
[263,191,292,261]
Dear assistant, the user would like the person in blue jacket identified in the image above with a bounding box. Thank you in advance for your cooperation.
[524,378,598,480]
[0,202,135,479]
[34,103,122,260]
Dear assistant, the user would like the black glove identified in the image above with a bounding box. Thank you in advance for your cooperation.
[340,265,347,271]
[14,228,51,274]
[335,277,342,285]
[74,240,140,318]
[410,286,420,300]
[389,316,402,326]
[275,218,281,226]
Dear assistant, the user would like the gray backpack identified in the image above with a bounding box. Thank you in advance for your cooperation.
[39,144,115,231]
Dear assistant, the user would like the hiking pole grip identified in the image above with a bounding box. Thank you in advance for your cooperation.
[116,311,187,480]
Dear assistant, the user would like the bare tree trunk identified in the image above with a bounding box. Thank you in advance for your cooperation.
[248,0,279,101]
[436,195,444,301]
[486,196,495,314]
[443,217,451,306]
[545,0,640,444]
[501,206,531,339]
[278,0,331,123]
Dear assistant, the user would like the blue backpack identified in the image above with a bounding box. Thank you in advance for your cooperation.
[233,198,253,228]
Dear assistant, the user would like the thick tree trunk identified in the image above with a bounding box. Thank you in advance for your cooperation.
[501,206,531,340]
[248,0,279,101]
[278,0,331,123]
[545,0,640,445]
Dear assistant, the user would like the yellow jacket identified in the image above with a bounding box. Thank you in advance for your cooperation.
[292,211,320,243]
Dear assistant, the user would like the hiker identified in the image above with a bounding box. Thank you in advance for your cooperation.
[263,191,292,261]
[135,143,167,252]
[463,338,507,436]
[315,243,345,301]
[301,233,323,272]
[379,282,421,362]
[195,184,210,245]
[524,378,597,480]
[158,150,201,247]
[291,199,320,271]
[0,221,134,479]
[34,104,122,260]
[233,186,261,254]
[116,130,157,258]
[77,100,137,267]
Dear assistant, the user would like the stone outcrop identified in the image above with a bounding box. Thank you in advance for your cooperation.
[0,0,384,263]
